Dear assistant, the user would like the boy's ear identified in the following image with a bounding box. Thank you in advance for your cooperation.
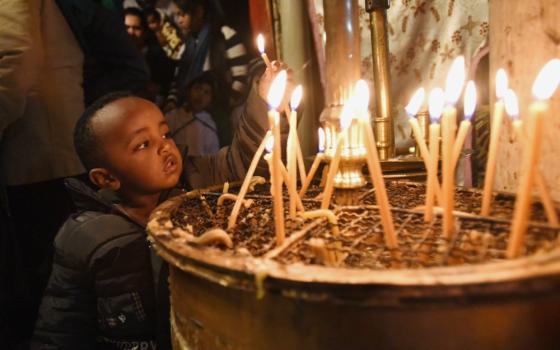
[89,168,121,190]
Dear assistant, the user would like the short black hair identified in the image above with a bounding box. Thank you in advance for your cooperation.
[144,6,162,22]
[74,91,135,170]
[123,7,148,30]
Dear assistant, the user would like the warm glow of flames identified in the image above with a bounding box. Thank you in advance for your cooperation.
[340,103,353,130]
[257,34,265,54]
[290,85,303,110]
[532,58,560,100]
[428,87,445,123]
[405,88,425,117]
[504,88,520,120]
[318,127,325,153]
[445,56,465,105]
[267,70,287,109]
[496,68,508,99]
[354,80,370,113]
[265,134,274,153]
[463,81,477,120]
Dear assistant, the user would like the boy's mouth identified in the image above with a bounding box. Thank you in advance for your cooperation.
[164,154,178,174]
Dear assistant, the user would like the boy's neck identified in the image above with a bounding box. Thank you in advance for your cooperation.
[119,192,161,226]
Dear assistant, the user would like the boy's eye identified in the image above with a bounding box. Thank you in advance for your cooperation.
[135,140,149,151]
[163,131,172,139]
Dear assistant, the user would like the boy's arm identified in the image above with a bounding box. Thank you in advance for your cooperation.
[184,63,294,189]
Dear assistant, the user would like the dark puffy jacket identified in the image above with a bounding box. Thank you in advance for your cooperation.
[32,179,161,350]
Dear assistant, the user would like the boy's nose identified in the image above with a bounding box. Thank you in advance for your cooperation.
[158,138,172,155]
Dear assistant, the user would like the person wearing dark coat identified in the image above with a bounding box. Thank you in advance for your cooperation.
[32,61,292,349]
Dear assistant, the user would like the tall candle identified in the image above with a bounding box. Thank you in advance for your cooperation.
[425,88,444,222]
[256,34,272,69]
[505,88,559,227]
[481,69,508,216]
[406,88,430,166]
[508,59,560,258]
[287,85,303,218]
[228,131,272,229]
[451,80,476,168]
[267,70,288,245]
[300,127,325,197]
[355,80,398,249]
[442,56,465,237]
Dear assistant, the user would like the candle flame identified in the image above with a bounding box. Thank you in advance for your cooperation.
[354,80,370,112]
[532,58,560,101]
[504,88,520,120]
[496,68,508,99]
[290,85,303,110]
[463,80,477,120]
[428,87,445,123]
[257,34,265,54]
[405,88,425,117]
[318,127,325,152]
[445,56,465,105]
[340,103,353,130]
[267,70,287,109]
[265,134,274,153]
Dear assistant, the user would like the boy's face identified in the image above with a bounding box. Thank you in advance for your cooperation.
[188,82,213,113]
[94,97,182,195]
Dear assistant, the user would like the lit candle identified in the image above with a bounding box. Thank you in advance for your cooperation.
[451,80,476,168]
[287,85,303,218]
[321,104,352,209]
[406,88,442,206]
[505,88,558,227]
[300,127,326,197]
[442,56,465,237]
[425,88,444,222]
[480,69,508,216]
[406,88,429,163]
[355,80,398,249]
[228,131,272,229]
[256,33,272,69]
[508,59,560,258]
[267,70,288,245]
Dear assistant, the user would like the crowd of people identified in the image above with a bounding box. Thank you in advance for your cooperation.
[0,0,291,349]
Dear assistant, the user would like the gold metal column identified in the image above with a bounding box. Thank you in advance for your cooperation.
[365,0,394,160]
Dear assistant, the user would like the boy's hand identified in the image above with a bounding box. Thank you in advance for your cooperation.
[257,60,295,109]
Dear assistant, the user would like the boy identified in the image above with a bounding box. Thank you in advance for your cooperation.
[32,62,290,349]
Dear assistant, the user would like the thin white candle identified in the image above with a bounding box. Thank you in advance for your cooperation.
[355,80,398,249]
[321,104,352,209]
[508,60,560,258]
[425,88,444,222]
[228,131,272,229]
[451,80,476,168]
[288,85,303,218]
[257,33,272,69]
[480,69,508,216]
[442,56,465,237]
[505,88,559,227]
[267,70,288,245]
[300,127,325,197]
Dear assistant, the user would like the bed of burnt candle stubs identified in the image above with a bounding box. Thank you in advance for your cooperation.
[274,207,560,269]
[170,192,321,256]
[167,189,560,269]
[357,181,556,222]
